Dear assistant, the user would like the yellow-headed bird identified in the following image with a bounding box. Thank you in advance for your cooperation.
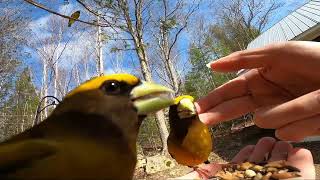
[68,10,80,27]
[0,74,174,180]
[167,95,212,177]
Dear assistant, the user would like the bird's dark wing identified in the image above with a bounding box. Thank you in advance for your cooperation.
[168,104,193,143]
[0,139,57,175]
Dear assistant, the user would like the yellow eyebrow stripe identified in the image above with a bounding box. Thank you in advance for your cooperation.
[66,74,139,98]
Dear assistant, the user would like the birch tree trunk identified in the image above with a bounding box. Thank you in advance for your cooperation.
[75,64,81,86]
[96,15,104,76]
[119,0,169,154]
[53,26,63,101]
[53,61,58,99]
[84,61,89,81]
[41,61,48,119]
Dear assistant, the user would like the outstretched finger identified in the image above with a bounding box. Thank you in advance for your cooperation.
[206,42,315,72]
[275,115,320,141]
[208,53,271,72]
[195,77,248,114]
[254,89,320,129]
[206,43,285,72]
[198,95,256,125]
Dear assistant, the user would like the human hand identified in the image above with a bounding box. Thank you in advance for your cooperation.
[196,41,320,141]
[173,137,315,179]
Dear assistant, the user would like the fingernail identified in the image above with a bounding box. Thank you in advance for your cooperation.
[194,102,201,113]
[275,130,280,139]
[198,113,213,125]
[198,114,207,124]
[206,62,212,68]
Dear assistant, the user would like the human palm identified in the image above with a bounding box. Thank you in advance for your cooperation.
[174,137,315,179]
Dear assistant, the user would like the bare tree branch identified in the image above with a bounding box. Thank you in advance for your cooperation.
[111,47,137,51]
[257,1,280,31]
[75,0,124,34]
[23,0,110,27]
[76,0,101,17]
[168,1,199,60]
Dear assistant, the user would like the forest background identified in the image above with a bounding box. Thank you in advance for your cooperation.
[0,0,307,156]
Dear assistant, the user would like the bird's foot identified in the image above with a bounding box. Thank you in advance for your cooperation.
[193,167,211,180]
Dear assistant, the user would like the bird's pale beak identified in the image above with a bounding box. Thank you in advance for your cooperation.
[131,81,174,115]
[177,98,196,118]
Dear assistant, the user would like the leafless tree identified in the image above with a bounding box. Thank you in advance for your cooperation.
[30,15,79,120]
[210,0,282,52]
[150,0,200,95]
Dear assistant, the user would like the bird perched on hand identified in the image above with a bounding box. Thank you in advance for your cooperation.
[0,74,174,180]
[167,95,212,178]
[68,10,80,27]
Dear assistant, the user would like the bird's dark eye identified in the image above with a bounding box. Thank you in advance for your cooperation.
[101,80,122,95]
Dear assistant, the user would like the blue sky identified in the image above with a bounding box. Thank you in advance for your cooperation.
[17,0,309,93]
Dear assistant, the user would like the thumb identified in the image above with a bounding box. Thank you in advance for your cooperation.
[287,148,315,179]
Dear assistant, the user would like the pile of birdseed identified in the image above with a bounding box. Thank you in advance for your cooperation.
[214,160,301,180]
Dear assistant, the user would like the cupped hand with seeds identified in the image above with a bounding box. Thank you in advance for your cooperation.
[174,137,315,179]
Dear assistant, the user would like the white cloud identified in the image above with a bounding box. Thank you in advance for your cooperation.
[27,1,139,88]
[28,2,81,39]
[28,1,95,66]
[29,15,51,38]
